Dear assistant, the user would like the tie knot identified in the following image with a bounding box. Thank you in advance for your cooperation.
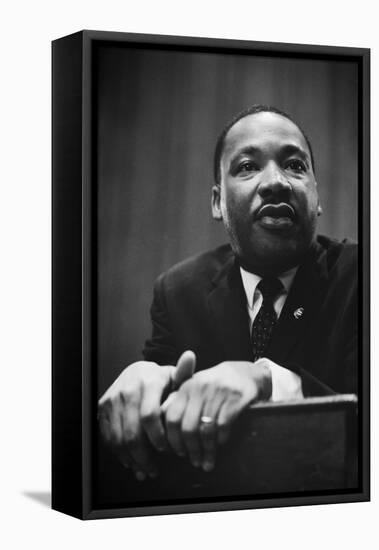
[257,278,283,300]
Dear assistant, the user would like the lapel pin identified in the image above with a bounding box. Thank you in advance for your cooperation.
[293,307,304,319]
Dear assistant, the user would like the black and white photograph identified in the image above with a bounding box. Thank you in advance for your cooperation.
[2,0,378,546]
[52,31,369,519]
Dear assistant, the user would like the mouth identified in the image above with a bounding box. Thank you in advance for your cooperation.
[256,203,296,230]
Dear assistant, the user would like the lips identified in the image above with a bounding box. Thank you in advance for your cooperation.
[255,203,296,230]
[256,203,296,221]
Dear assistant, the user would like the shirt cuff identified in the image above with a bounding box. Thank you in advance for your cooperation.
[267,363,304,402]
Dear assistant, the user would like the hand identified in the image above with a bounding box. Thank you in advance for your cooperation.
[98,351,196,480]
[161,360,272,473]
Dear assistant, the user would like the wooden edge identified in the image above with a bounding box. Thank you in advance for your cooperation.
[248,393,358,413]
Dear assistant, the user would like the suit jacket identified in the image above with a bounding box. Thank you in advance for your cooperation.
[143,235,358,396]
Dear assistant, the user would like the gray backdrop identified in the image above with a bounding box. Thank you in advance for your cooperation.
[96,45,358,394]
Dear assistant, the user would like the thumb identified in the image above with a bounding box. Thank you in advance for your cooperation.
[172,350,196,390]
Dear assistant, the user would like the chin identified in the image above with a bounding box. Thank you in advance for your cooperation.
[235,235,313,276]
[225,215,317,274]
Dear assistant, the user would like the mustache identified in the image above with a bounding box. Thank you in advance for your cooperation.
[255,202,296,220]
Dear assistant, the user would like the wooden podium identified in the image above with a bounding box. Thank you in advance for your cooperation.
[96,395,358,508]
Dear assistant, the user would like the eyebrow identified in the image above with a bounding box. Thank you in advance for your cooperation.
[228,143,310,170]
[280,144,310,162]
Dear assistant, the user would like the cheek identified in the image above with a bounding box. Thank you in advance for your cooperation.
[222,186,250,211]
[297,183,319,210]
[221,195,248,226]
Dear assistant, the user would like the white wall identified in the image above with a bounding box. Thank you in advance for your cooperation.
[0,1,377,548]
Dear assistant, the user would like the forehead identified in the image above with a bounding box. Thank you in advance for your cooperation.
[223,112,310,160]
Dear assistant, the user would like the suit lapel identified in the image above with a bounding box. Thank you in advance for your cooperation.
[267,241,329,365]
[207,256,253,361]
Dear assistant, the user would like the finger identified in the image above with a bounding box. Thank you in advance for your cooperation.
[173,350,196,390]
[181,390,204,468]
[127,437,158,481]
[117,442,159,481]
[165,391,188,457]
[160,391,178,414]
[199,391,227,471]
[101,412,147,478]
[216,395,241,446]
[140,382,170,452]
[108,402,123,445]
[121,397,158,480]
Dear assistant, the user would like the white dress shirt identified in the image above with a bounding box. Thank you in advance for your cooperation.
[239,266,304,402]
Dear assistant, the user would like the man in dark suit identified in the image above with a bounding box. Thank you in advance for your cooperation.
[98,105,357,482]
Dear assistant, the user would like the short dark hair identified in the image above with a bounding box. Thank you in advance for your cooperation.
[213,104,315,184]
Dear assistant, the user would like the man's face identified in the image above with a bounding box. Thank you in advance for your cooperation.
[212,112,321,275]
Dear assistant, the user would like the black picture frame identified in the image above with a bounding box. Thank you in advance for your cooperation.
[52,30,370,520]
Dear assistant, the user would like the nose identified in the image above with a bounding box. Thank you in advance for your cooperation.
[258,161,291,199]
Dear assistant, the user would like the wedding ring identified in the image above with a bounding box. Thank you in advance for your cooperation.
[200,415,214,425]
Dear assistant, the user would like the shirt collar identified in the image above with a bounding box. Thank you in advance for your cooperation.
[239,265,298,308]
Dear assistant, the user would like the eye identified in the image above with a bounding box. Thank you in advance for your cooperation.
[285,159,306,173]
[238,160,259,173]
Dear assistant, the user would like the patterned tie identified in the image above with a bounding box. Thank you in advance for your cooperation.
[251,278,283,361]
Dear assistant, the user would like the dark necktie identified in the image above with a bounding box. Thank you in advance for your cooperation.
[251,278,283,361]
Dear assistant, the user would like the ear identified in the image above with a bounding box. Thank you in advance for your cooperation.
[211,185,223,220]
[314,180,322,217]
[317,192,323,217]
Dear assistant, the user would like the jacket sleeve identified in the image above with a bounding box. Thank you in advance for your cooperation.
[142,274,179,366]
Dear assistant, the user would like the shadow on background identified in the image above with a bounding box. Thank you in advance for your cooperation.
[22,491,51,508]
